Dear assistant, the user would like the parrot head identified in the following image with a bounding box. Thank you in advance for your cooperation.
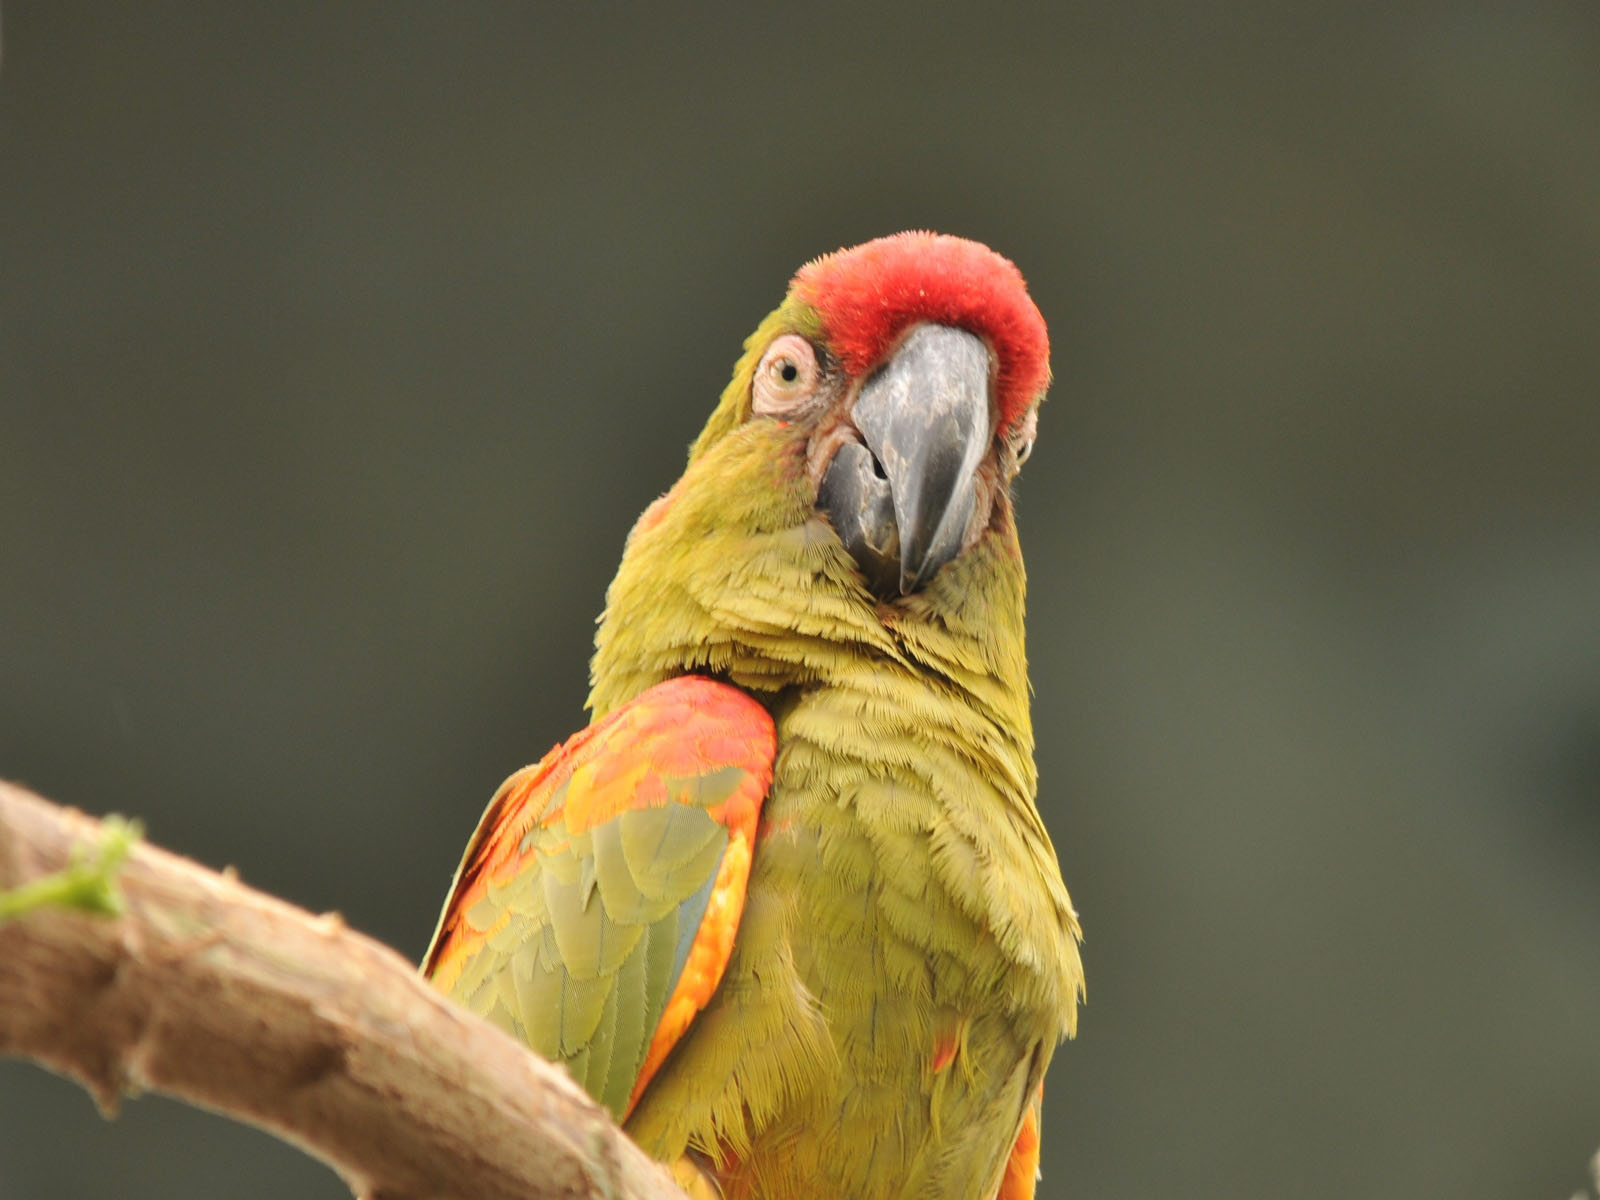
[694,231,1047,600]
[590,231,1051,715]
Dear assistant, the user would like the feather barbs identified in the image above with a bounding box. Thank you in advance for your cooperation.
[791,232,1050,432]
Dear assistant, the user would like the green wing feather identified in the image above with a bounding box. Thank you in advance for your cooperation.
[424,676,773,1118]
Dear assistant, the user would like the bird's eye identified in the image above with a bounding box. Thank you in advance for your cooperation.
[752,334,821,416]
[1015,436,1034,466]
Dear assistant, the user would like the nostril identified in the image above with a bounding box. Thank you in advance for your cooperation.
[870,453,887,481]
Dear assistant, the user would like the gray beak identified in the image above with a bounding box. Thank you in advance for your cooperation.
[817,324,991,597]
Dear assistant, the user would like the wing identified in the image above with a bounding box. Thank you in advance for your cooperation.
[423,675,775,1120]
[993,1085,1043,1200]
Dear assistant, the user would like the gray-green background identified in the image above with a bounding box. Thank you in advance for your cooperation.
[3,5,1597,1198]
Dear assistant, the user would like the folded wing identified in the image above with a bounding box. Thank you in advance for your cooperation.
[424,675,775,1119]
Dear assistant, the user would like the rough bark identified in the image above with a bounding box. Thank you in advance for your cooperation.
[0,779,686,1200]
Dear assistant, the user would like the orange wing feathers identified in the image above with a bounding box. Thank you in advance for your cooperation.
[424,676,774,1118]
[994,1087,1044,1200]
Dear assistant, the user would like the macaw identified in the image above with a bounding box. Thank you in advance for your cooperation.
[424,232,1084,1199]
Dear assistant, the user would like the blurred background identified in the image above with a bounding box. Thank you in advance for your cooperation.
[2,4,1597,1198]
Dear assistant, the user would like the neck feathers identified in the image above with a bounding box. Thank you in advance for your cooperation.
[588,420,1032,761]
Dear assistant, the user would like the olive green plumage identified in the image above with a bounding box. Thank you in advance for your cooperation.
[589,293,1082,1197]
[433,232,1084,1200]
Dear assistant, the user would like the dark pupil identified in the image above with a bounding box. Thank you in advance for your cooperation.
[779,360,799,383]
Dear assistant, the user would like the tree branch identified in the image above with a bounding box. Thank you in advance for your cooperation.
[0,779,686,1200]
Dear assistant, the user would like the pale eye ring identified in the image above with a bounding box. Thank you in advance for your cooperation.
[1015,436,1035,465]
[752,334,821,416]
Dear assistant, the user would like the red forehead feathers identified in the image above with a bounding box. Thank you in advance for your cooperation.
[791,231,1050,430]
